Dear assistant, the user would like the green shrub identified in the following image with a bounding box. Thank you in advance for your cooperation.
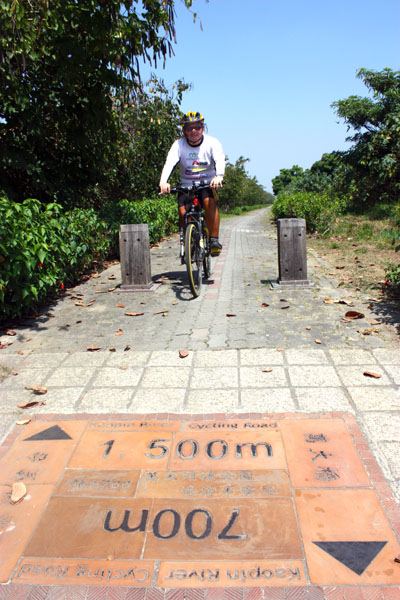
[385,262,400,287]
[101,195,178,255]
[272,191,346,234]
[0,197,110,319]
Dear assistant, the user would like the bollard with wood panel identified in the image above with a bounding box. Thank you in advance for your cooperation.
[277,218,311,286]
[119,224,157,291]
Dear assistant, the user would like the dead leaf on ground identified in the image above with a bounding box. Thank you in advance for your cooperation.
[305,326,312,330]
[18,399,46,408]
[336,266,345,270]
[108,287,116,292]
[17,350,24,355]
[16,419,31,425]
[12,370,19,376]
[262,369,273,373]
[109,348,116,352]
[125,312,144,317]
[226,313,236,317]
[276,348,284,352]
[324,298,335,304]
[363,371,382,379]
[345,310,365,320]
[179,349,189,358]
[338,299,354,306]
[124,345,131,351]
[361,329,372,336]
[108,276,116,280]
[281,306,290,310]
[154,310,167,315]
[24,385,47,395]
[117,303,125,308]
[280,299,287,302]
[162,312,168,317]
[370,320,381,325]
[172,301,178,305]
[6,330,17,336]
[75,301,89,307]
[95,290,107,294]
[261,303,270,307]
[314,339,322,344]
[115,329,123,336]
[120,366,128,370]
[87,346,101,352]
[11,482,27,504]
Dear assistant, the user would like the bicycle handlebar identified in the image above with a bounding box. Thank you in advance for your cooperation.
[169,182,213,194]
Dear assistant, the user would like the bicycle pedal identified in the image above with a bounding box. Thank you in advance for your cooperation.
[210,247,221,256]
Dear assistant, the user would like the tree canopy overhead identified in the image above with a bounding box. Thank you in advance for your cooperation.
[0,0,190,205]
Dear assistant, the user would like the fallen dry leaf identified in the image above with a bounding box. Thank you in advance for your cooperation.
[162,312,168,317]
[361,329,372,336]
[370,320,381,326]
[108,276,116,280]
[12,370,19,376]
[276,348,284,352]
[95,290,107,294]
[305,326,312,330]
[17,350,24,355]
[179,349,189,358]
[280,299,287,302]
[16,419,31,425]
[117,303,125,308]
[6,330,17,336]
[109,347,116,352]
[11,482,27,504]
[324,298,335,304]
[18,399,46,409]
[172,301,178,305]
[108,287,116,292]
[345,311,365,320]
[226,313,236,317]
[261,303,270,307]
[75,301,89,307]
[124,345,131,351]
[314,339,322,344]
[115,329,123,336]
[363,371,382,379]
[262,369,272,373]
[125,312,144,317]
[154,310,167,315]
[281,306,290,310]
[119,366,128,370]
[87,346,101,352]
[24,385,47,395]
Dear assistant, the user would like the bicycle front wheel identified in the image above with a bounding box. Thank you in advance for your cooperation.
[185,223,203,297]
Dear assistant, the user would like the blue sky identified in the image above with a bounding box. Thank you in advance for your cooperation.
[142,0,400,192]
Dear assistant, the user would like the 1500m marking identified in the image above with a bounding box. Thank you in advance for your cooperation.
[104,508,246,540]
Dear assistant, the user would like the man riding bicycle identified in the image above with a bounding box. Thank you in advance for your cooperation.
[159,111,225,256]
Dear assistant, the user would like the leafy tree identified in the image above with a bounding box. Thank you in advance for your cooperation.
[331,68,400,207]
[0,0,190,207]
[219,157,273,211]
[272,165,304,196]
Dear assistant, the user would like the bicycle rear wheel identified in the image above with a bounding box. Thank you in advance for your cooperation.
[203,226,211,279]
[185,223,203,297]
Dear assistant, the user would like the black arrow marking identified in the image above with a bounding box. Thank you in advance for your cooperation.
[313,541,387,575]
[24,425,72,441]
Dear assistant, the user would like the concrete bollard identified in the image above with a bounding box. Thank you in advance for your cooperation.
[277,218,310,286]
[119,224,155,291]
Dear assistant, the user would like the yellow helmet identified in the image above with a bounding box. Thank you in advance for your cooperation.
[181,111,204,126]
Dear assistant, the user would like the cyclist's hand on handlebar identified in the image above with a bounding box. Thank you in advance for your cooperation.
[159,182,171,195]
[210,175,223,188]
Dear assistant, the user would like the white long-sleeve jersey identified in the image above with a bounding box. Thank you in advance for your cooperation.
[159,134,225,186]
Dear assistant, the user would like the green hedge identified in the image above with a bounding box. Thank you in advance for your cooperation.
[0,197,110,319]
[272,191,346,234]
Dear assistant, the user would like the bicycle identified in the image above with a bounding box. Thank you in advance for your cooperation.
[169,182,213,298]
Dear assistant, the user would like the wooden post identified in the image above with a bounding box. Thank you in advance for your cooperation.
[277,218,310,286]
[119,224,154,291]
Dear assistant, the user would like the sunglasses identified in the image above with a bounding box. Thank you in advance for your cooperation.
[184,125,203,131]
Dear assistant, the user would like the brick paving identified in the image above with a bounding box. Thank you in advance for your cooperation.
[0,208,399,598]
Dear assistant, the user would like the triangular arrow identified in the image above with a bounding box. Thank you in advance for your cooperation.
[24,425,72,441]
[313,541,387,575]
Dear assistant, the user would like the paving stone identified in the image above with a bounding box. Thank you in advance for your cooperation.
[288,366,341,387]
[78,388,134,412]
[294,387,353,412]
[194,349,238,367]
[62,352,107,367]
[328,348,377,365]
[141,366,191,388]
[240,366,288,387]
[191,367,239,388]
[239,348,284,366]
[105,351,150,367]
[1,368,52,388]
[372,348,400,364]
[286,349,329,364]
[240,388,295,411]
[91,367,144,388]
[21,353,70,368]
[348,387,400,411]
[185,389,239,412]
[336,365,391,386]
[363,412,400,442]
[148,350,194,366]
[131,388,186,412]
[383,364,400,385]
[45,367,97,387]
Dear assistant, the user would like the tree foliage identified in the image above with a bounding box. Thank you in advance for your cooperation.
[218,157,274,212]
[0,0,182,206]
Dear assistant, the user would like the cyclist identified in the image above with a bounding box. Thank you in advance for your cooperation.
[159,111,225,256]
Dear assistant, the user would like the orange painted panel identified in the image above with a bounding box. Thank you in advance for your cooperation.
[0,484,53,583]
[295,488,400,585]
[0,421,87,485]
[281,419,370,487]
[87,420,181,433]
[68,431,173,470]
[169,430,286,471]
[143,499,302,560]
[136,469,290,499]
[13,558,154,586]
[182,420,279,432]
[55,469,140,497]
[158,560,306,587]
[24,497,153,559]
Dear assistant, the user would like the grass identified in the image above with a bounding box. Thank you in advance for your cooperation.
[307,212,399,294]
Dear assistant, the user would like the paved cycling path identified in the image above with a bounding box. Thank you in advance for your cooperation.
[1,208,400,598]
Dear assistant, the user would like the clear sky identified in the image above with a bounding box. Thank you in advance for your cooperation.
[142,0,400,192]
